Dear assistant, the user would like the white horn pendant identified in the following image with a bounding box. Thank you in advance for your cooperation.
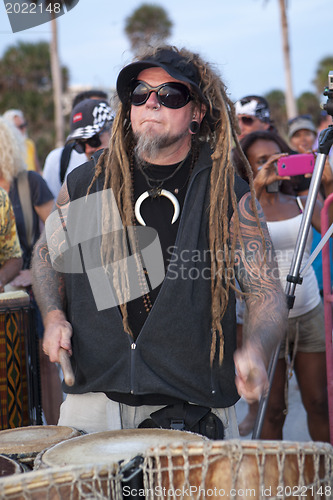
[134,189,180,226]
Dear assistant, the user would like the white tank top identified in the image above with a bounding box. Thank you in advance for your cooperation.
[266,214,321,318]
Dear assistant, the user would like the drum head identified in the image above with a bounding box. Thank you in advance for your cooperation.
[39,428,205,468]
[0,426,80,455]
[0,455,23,477]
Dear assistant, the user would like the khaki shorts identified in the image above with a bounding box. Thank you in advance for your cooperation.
[279,302,326,359]
[58,392,240,438]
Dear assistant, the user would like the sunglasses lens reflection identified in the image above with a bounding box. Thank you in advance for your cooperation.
[131,81,191,109]
[74,134,102,154]
[240,116,254,126]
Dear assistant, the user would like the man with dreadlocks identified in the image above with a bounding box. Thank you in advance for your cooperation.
[32,46,287,437]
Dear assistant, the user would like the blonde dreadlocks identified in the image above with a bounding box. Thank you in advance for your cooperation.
[88,45,264,364]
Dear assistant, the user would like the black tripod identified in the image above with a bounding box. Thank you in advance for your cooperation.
[252,81,333,440]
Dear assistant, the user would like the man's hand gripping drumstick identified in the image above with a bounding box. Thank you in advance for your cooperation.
[32,185,75,387]
[234,344,269,403]
[44,310,75,387]
[59,348,75,387]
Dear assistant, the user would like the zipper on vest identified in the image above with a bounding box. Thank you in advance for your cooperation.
[210,360,217,397]
[130,342,136,394]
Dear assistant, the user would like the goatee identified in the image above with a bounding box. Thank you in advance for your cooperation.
[134,129,188,163]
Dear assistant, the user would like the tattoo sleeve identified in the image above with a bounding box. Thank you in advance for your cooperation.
[231,192,288,362]
[31,184,70,319]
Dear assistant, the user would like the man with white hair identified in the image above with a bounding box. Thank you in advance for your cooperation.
[3,109,41,173]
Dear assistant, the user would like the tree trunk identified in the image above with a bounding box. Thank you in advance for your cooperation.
[50,14,64,147]
[278,0,297,119]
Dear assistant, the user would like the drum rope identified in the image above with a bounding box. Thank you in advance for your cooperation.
[0,463,123,499]
[142,439,333,499]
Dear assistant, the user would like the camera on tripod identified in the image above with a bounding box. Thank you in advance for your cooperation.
[328,71,333,91]
[323,71,333,117]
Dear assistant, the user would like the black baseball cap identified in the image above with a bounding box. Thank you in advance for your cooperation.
[116,48,207,106]
[66,98,114,143]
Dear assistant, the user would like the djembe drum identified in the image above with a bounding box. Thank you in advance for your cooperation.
[0,462,122,499]
[34,429,206,470]
[0,425,81,470]
[0,291,42,429]
[34,429,206,499]
[143,439,333,499]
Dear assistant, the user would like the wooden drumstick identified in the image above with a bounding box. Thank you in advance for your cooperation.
[59,348,75,387]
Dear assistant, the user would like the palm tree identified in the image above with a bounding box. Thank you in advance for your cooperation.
[259,1,297,118]
[49,12,63,147]
[277,0,297,119]
[125,4,172,55]
[29,1,78,146]
[264,89,287,135]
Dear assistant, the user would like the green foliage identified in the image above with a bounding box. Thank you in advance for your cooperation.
[313,56,333,96]
[0,41,51,92]
[0,40,68,165]
[125,3,172,54]
[264,90,287,137]
[297,92,321,125]
[265,88,323,137]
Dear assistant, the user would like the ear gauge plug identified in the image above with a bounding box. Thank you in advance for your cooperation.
[189,121,200,134]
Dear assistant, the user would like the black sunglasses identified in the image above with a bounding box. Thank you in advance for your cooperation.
[130,80,192,109]
[74,134,102,154]
[74,124,113,154]
[18,122,28,130]
[238,116,255,126]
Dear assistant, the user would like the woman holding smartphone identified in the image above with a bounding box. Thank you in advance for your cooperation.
[288,114,333,297]
[233,130,332,442]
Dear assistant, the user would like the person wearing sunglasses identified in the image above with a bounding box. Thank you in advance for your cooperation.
[65,98,114,162]
[43,90,109,199]
[32,46,287,437]
[235,95,273,141]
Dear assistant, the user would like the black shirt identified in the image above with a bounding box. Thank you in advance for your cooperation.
[127,153,193,338]
[106,153,193,406]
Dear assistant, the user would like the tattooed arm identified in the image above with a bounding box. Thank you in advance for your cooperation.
[231,192,288,403]
[31,183,73,363]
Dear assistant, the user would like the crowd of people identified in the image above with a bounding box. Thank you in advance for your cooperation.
[0,44,331,442]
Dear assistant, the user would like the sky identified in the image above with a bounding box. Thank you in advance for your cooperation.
[0,0,332,102]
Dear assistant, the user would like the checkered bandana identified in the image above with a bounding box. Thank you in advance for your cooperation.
[66,99,114,143]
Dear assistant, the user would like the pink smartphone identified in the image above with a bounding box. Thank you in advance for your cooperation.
[277,153,315,177]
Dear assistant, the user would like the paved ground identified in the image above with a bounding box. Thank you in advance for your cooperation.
[235,372,312,441]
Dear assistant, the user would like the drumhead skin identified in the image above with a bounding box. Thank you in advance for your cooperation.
[38,428,205,468]
[0,426,81,455]
[0,455,23,477]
